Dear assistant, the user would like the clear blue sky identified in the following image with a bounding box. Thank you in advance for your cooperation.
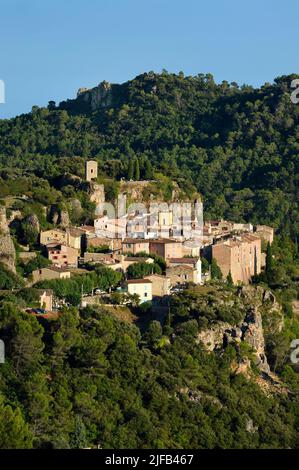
[0,0,298,118]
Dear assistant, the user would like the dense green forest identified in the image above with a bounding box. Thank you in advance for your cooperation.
[0,286,299,449]
[0,71,298,237]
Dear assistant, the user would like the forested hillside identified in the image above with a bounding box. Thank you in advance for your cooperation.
[0,71,298,236]
[1,284,299,449]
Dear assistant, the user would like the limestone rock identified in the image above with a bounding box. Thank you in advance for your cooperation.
[89,183,105,210]
[241,306,270,374]
[197,322,232,351]
[48,205,70,228]
[197,286,272,375]
[78,81,113,111]
[26,214,40,233]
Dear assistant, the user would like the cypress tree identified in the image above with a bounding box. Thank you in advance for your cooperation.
[226,271,233,287]
[265,242,273,280]
[134,158,140,181]
[211,258,223,280]
[128,159,134,180]
[144,159,153,180]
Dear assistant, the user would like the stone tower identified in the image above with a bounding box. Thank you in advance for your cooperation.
[85,160,98,182]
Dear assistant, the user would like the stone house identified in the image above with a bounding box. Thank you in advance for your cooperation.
[255,225,274,245]
[149,239,183,261]
[166,258,202,286]
[144,274,170,297]
[32,266,71,284]
[122,239,150,255]
[40,228,83,251]
[94,216,127,239]
[46,244,78,268]
[182,240,201,258]
[40,229,67,247]
[66,227,83,250]
[125,279,153,304]
[212,234,261,284]
[87,236,122,253]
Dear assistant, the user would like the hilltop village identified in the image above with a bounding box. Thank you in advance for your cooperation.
[0,160,274,317]
[0,71,299,450]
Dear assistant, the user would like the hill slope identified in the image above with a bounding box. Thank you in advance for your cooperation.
[0,72,298,235]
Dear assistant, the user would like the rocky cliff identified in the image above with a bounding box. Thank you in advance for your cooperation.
[77,81,113,111]
[48,204,70,228]
[197,286,286,391]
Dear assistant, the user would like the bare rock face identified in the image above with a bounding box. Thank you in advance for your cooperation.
[59,210,70,228]
[89,183,105,209]
[26,214,40,233]
[241,306,270,374]
[48,205,70,228]
[197,322,232,351]
[197,286,273,375]
[0,207,16,273]
[77,81,113,111]
[69,198,83,221]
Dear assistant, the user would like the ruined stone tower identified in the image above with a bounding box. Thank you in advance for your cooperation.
[85,160,98,182]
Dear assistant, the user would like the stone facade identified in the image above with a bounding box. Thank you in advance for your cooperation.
[47,244,78,268]
[255,225,274,245]
[32,267,71,284]
[122,239,150,255]
[149,239,183,260]
[85,160,98,182]
[212,234,261,284]
[144,274,170,297]
[166,258,202,285]
[126,279,152,304]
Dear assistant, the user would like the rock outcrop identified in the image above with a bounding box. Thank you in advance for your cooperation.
[48,205,70,228]
[196,286,280,376]
[25,214,40,233]
[89,183,105,210]
[241,306,270,374]
[0,206,16,273]
[77,81,113,111]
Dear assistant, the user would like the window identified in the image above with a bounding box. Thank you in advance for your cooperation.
[144,292,148,297]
